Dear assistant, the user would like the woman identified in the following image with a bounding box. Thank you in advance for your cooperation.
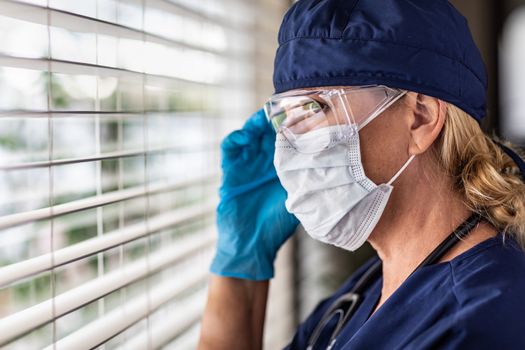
[198,0,525,349]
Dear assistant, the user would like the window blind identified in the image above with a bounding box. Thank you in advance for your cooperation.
[0,0,291,348]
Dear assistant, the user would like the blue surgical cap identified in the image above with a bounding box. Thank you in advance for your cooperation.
[273,0,488,122]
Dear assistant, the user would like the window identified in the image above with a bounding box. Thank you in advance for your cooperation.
[0,0,291,348]
[501,5,525,145]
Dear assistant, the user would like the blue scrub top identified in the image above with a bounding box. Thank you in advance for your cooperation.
[284,233,525,349]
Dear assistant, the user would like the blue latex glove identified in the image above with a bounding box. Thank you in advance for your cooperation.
[210,108,300,280]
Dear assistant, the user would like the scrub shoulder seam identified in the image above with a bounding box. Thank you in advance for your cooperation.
[447,239,502,278]
[448,262,460,306]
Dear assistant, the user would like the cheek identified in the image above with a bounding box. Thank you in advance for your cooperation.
[358,111,409,184]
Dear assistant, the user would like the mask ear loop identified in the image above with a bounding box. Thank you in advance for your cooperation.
[338,88,415,186]
[387,155,416,186]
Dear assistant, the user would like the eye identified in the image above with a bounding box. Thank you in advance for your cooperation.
[271,111,286,131]
[304,98,328,114]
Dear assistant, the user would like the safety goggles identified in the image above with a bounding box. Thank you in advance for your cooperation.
[264,85,407,153]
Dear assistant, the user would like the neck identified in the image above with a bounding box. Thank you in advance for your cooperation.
[368,156,497,311]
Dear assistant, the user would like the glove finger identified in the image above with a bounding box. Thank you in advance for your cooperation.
[221,130,253,157]
[242,108,273,136]
[221,109,273,157]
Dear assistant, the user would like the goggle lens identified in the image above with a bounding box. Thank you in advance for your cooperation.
[264,86,406,153]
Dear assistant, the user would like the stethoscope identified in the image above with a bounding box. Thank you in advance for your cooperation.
[306,213,483,350]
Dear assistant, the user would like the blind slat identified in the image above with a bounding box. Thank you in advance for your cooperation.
[0,0,248,54]
[115,291,206,350]
[1,143,217,170]
[42,279,207,350]
[0,175,217,230]
[0,229,214,345]
[0,200,215,287]
[0,55,223,86]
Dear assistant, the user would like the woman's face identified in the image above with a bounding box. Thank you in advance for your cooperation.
[284,85,415,185]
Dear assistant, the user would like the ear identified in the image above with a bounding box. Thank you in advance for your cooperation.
[408,94,446,155]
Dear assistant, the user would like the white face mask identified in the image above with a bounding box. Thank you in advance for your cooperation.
[274,124,415,251]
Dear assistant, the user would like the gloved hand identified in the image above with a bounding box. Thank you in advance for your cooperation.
[210,108,300,280]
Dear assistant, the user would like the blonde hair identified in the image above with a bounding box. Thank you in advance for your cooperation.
[432,103,525,248]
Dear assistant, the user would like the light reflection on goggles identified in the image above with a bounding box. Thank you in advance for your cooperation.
[264,85,407,153]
